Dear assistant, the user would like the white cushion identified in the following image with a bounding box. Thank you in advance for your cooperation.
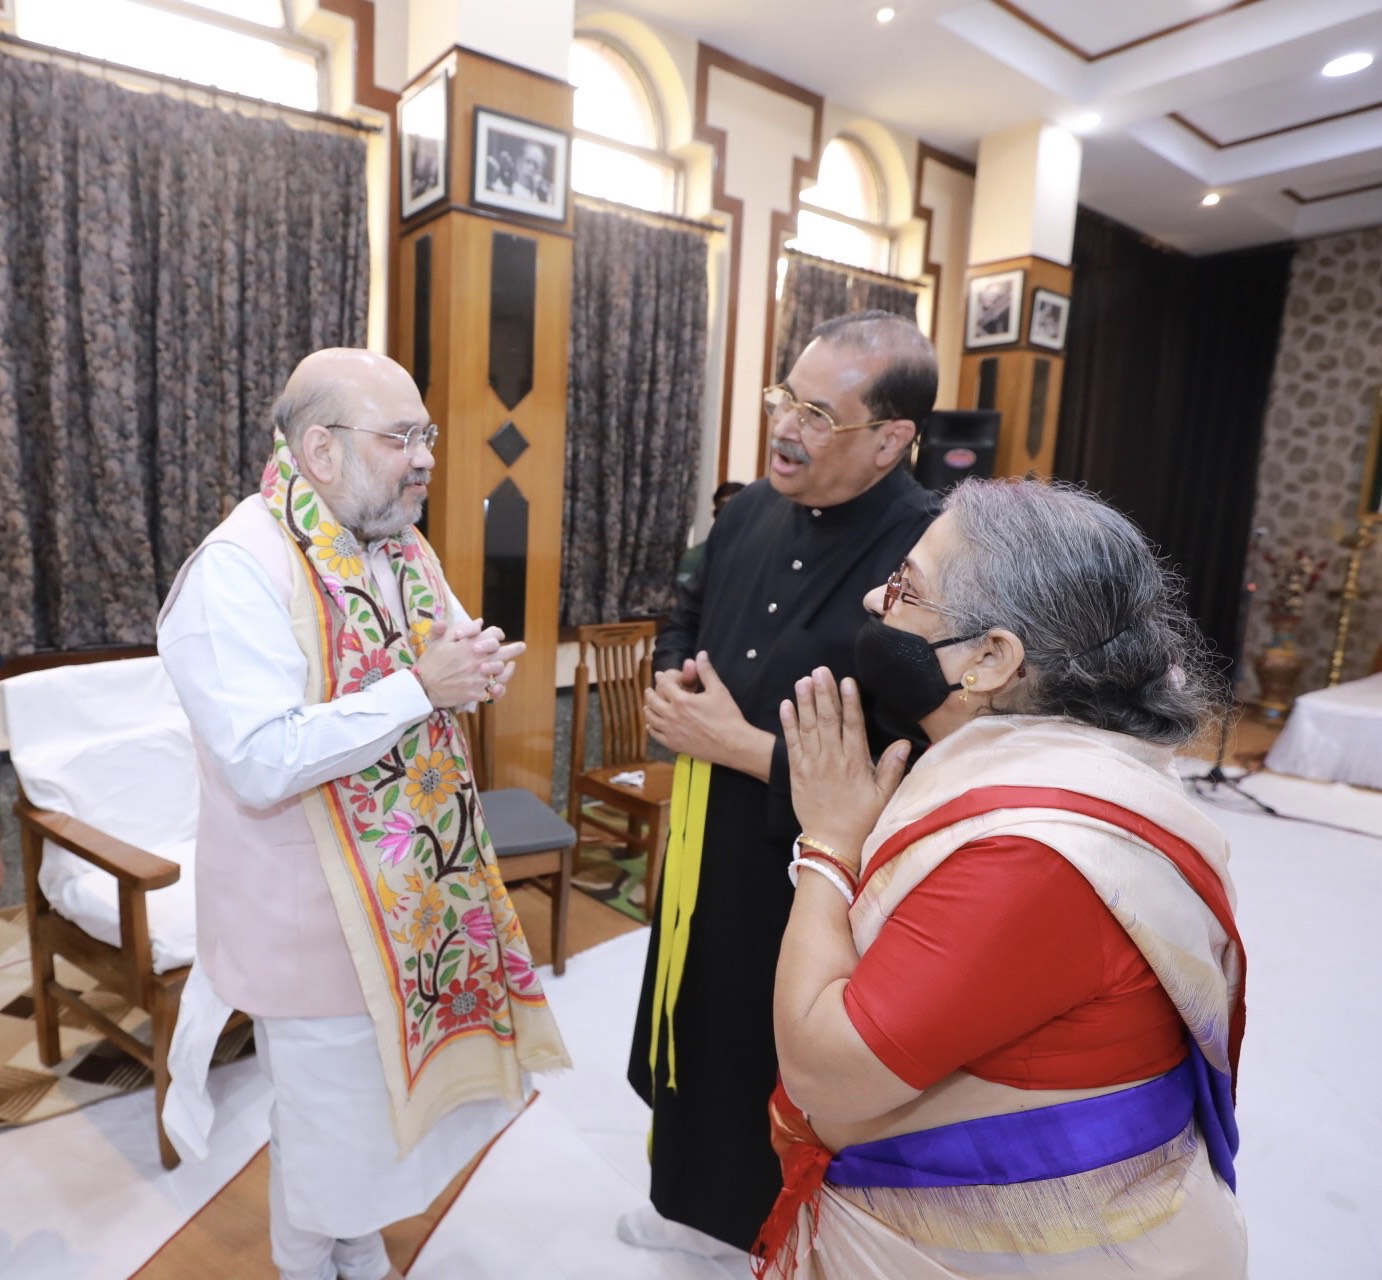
[3,657,199,973]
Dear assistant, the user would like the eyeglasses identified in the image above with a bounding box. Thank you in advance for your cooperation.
[762,385,892,442]
[882,563,947,615]
[325,423,440,455]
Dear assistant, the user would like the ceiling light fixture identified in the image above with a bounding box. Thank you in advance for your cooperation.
[1070,111,1101,133]
[1322,52,1373,77]
[875,6,896,23]
[1201,192,1221,207]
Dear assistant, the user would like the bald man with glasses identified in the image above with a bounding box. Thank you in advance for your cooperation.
[624,312,941,1261]
[158,348,568,1280]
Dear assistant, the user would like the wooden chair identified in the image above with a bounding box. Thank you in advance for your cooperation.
[567,621,676,921]
[2,653,205,1170]
[461,703,576,975]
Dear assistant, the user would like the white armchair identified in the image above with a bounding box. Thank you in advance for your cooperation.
[2,654,202,1167]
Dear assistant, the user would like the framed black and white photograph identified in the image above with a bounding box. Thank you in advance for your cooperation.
[1028,287,1070,352]
[471,108,568,223]
[965,269,1024,349]
[399,66,450,220]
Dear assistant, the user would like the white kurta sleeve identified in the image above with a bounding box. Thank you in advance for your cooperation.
[157,541,436,809]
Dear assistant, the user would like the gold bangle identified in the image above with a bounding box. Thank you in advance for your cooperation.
[793,835,859,886]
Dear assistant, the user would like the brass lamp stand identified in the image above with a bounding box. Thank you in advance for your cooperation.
[1327,524,1375,686]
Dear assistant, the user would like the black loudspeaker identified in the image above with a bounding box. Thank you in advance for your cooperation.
[914,409,1000,493]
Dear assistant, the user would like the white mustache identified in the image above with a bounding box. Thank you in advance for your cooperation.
[771,439,810,465]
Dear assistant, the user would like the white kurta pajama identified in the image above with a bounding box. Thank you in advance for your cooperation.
[158,498,539,1279]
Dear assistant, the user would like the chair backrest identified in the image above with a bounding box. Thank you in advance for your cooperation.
[570,621,658,778]
[458,702,495,792]
[3,656,198,852]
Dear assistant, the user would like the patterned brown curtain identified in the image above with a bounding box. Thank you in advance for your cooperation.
[773,252,921,380]
[849,276,921,322]
[0,54,369,656]
[562,205,709,626]
[773,256,850,382]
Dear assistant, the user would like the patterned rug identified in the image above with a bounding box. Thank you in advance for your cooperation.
[569,806,650,923]
[0,906,253,1128]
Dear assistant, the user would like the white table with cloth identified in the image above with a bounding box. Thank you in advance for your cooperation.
[1265,671,1382,790]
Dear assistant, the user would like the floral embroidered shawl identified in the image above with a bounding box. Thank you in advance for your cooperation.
[261,431,569,1152]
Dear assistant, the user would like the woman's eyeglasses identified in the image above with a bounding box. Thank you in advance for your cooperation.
[882,563,946,614]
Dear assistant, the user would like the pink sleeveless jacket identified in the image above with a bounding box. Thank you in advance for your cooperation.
[161,497,368,1017]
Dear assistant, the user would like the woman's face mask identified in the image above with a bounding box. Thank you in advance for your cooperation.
[853,615,982,733]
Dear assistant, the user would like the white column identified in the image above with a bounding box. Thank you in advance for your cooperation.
[969,121,1081,266]
[406,0,574,79]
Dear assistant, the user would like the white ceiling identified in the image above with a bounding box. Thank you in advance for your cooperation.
[595,0,1382,256]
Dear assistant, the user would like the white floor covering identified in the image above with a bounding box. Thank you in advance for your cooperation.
[1,763,1379,1279]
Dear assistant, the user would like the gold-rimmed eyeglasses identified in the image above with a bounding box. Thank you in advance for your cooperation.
[882,563,947,615]
[762,384,892,443]
[325,423,440,455]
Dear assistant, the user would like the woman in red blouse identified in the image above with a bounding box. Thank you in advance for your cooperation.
[756,478,1247,1279]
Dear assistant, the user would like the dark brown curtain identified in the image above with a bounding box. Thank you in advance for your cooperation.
[563,205,709,625]
[773,256,850,382]
[1054,208,1294,669]
[850,275,922,321]
[773,252,921,381]
[0,54,369,656]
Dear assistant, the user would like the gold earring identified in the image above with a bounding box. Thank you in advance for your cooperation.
[960,671,978,703]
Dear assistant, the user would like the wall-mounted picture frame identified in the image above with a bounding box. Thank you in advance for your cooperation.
[399,66,450,220]
[1361,388,1382,525]
[965,269,1024,349]
[1028,287,1070,352]
[471,108,569,223]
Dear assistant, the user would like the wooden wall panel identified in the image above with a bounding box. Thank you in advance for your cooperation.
[956,255,1073,479]
[392,48,574,800]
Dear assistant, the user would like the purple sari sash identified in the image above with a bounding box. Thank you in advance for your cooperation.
[827,1045,1237,1192]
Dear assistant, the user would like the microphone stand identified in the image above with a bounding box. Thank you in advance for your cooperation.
[1185,708,1278,815]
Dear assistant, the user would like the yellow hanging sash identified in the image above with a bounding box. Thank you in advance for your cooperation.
[647,752,713,1090]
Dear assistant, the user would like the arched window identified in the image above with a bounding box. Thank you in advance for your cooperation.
[788,135,893,273]
[569,35,680,215]
[13,0,323,111]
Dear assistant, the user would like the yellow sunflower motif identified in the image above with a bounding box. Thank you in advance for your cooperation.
[407,883,446,951]
[310,522,364,578]
[409,617,434,651]
[404,749,462,820]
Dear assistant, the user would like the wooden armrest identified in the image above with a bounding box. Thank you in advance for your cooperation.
[16,798,181,890]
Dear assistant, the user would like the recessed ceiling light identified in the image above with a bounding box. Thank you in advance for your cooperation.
[1070,112,1101,133]
[1322,52,1373,77]
[875,6,896,23]
[1201,192,1221,207]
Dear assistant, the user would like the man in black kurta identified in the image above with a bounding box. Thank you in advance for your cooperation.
[624,312,941,1255]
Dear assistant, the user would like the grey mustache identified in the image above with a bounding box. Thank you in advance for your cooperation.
[771,440,810,465]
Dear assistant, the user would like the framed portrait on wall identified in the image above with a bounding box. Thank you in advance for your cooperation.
[399,66,450,220]
[1028,288,1070,351]
[965,269,1024,349]
[471,108,569,223]
[1361,389,1382,524]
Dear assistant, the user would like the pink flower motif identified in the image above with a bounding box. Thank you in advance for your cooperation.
[396,528,423,562]
[378,810,416,867]
[342,649,393,695]
[503,948,538,992]
[322,576,347,609]
[461,907,496,947]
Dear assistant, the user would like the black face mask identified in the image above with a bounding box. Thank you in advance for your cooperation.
[853,615,982,735]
